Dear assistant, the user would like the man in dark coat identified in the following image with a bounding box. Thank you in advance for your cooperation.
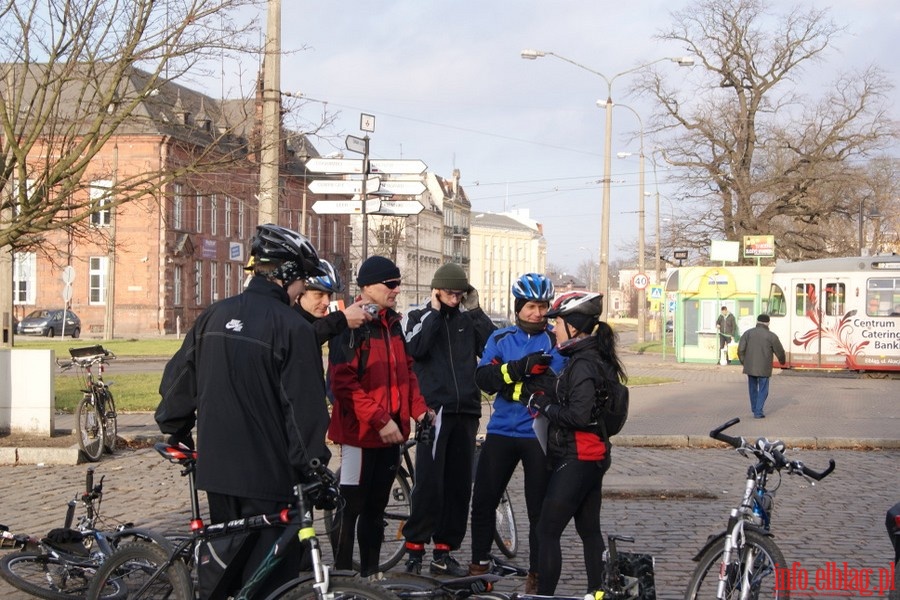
[737,314,786,418]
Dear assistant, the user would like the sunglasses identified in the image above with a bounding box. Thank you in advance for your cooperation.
[380,279,402,289]
[441,290,467,299]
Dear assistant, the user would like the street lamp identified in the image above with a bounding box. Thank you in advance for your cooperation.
[858,201,881,256]
[521,49,693,321]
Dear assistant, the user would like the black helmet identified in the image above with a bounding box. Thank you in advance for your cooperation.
[250,224,324,283]
[546,291,603,318]
[305,259,343,293]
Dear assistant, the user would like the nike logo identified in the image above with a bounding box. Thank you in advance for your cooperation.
[225,319,244,332]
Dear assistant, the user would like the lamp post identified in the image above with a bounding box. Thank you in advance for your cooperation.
[521,49,693,321]
[858,201,881,256]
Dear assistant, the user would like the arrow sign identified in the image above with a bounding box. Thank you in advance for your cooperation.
[345,135,368,155]
[312,199,382,215]
[369,159,427,175]
[374,200,425,216]
[309,176,380,195]
[306,158,364,174]
[376,180,426,196]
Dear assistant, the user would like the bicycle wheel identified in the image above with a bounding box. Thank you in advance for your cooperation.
[324,468,412,573]
[0,549,97,600]
[86,540,192,600]
[278,573,401,600]
[684,529,788,600]
[75,394,104,462]
[99,388,117,454]
[493,488,518,558]
[378,572,446,599]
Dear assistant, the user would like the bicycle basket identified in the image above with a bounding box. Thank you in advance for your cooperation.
[69,345,108,359]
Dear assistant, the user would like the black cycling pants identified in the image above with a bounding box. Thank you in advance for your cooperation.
[536,453,611,595]
[470,433,549,572]
[334,444,401,576]
[402,413,479,551]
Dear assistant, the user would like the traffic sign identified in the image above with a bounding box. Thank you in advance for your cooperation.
[305,158,364,174]
[649,285,663,300]
[369,159,427,175]
[308,177,381,195]
[312,199,382,215]
[345,135,367,155]
[632,273,650,290]
[376,180,426,196]
[374,200,425,216]
[61,266,76,284]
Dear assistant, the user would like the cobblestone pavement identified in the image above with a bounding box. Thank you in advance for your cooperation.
[1,444,897,599]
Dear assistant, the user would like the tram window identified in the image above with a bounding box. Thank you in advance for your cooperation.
[767,284,786,317]
[867,278,900,316]
[795,283,815,317]
[824,283,844,316]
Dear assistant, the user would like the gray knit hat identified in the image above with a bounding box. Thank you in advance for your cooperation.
[431,263,469,290]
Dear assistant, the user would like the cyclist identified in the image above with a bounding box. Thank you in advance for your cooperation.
[296,259,372,345]
[156,223,330,598]
[401,263,496,576]
[327,255,432,577]
[526,291,625,596]
[468,272,563,594]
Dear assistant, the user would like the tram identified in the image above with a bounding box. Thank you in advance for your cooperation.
[765,255,900,372]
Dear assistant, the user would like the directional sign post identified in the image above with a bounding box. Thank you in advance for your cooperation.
[305,157,364,174]
[345,135,367,155]
[308,177,380,196]
[312,199,382,215]
[376,180,426,196]
[369,159,427,175]
[374,200,425,216]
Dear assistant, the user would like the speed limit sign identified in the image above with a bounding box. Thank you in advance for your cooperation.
[632,273,650,290]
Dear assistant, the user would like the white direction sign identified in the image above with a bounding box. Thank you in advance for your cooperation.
[369,159,427,175]
[305,158,364,174]
[345,135,367,155]
[308,177,380,195]
[376,180,426,196]
[374,200,425,216]
[312,199,382,215]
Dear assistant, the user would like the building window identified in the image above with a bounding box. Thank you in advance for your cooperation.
[194,260,203,306]
[210,194,218,235]
[173,265,183,306]
[13,252,36,305]
[210,261,218,302]
[224,196,232,233]
[238,201,245,238]
[224,263,232,298]
[173,184,184,230]
[195,194,203,233]
[89,180,112,227]
[89,256,109,305]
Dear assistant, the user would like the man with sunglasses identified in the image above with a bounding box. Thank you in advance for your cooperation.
[400,263,496,576]
[327,255,431,577]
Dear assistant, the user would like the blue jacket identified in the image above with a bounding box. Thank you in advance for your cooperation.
[475,326,565,437]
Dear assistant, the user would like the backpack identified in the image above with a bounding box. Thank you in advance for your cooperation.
[594,376,630,438]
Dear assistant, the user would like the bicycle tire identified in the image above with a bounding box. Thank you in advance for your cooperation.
[684,529,788,600]
[277,574,401,600]
[86,540,192,600]
[99,388,117,454]
[493,488,518,558]
[324,468,412,573]
[75,394,104,462]
[0,550,95,600]
[378,572,448,599]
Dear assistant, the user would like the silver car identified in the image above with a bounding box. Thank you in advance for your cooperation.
[16,309,81,338]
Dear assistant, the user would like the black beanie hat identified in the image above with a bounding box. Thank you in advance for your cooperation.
[431,263,469,290]
[357,256,401,287]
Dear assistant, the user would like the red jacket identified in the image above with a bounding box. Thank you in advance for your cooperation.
[327,307,427,448]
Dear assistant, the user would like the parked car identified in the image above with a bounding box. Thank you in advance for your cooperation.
[16,309,81,338]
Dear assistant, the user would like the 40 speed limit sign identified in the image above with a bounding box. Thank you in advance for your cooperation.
[632,273,650,290]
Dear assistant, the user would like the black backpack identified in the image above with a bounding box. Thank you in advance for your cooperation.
[594,376,630,438]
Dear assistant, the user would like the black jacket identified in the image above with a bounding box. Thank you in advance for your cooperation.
[156,276,331,503]
[404,303,495,415]
[296,304,349,347]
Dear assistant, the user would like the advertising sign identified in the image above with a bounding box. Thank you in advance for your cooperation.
[743,235,775,258]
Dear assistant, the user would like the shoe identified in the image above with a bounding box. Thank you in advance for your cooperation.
[468,561,490,576]
[430,554,468,577]
[754,414,766,419]
[525,571,539,594]
[405,557,422,574]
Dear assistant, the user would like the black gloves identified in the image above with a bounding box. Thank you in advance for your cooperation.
[167,433,195,450]
[505,351,552,381]
[527,392,551,414]
[415,413,436,445]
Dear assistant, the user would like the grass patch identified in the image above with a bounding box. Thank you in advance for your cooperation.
[55,372,164,412]
[15,337,181,358]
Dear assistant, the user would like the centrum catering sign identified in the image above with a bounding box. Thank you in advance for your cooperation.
[743,235,775,258]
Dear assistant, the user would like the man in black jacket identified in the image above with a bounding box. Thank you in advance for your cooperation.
[401,263,496,576]
[156,224,330,598]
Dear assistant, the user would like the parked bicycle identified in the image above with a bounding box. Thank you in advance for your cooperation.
[57,345,118,462]
[323,433,518,574]
[684,417,835,600]
[0,467,169,600]
[86,443,399,600]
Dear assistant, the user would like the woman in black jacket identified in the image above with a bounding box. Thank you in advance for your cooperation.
[526,291,626,596]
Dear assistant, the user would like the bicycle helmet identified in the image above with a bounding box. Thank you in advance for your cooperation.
[546,291,603,319]
[511,273,555,302]
[305,259,343,293]
[250,224,325,283]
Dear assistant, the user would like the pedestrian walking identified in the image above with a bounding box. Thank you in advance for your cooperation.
[400,263,496,576]
[327,255,431,577]
[156,224,330,598]
[737,314,786,418]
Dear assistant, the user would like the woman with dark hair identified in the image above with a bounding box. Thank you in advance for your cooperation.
[526,291,626,596]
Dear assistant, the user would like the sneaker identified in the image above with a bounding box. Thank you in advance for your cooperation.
[430,554,468,577]
[525,571,539,594]
[405,557,422,574]
[468,561,490,576]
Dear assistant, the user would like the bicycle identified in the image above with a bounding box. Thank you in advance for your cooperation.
[57,345,118,462]
[86,443,400,600]
[323,433,518,574]
[376,554,526,599]
[684,417,836,600]
[0,467,170,600]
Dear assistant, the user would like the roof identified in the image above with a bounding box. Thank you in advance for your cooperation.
[471,211,542,236]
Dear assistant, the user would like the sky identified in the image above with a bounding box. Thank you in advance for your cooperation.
[224,0,899,274]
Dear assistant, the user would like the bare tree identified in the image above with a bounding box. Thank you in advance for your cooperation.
[638,0,898,261]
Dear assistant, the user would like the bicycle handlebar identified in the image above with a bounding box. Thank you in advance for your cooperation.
[710,417,743,448]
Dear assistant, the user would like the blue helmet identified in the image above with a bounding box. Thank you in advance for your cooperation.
[305,259,343,293]
[511,273,555,302]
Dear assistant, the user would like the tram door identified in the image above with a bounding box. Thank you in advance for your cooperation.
[788,277,848,368]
